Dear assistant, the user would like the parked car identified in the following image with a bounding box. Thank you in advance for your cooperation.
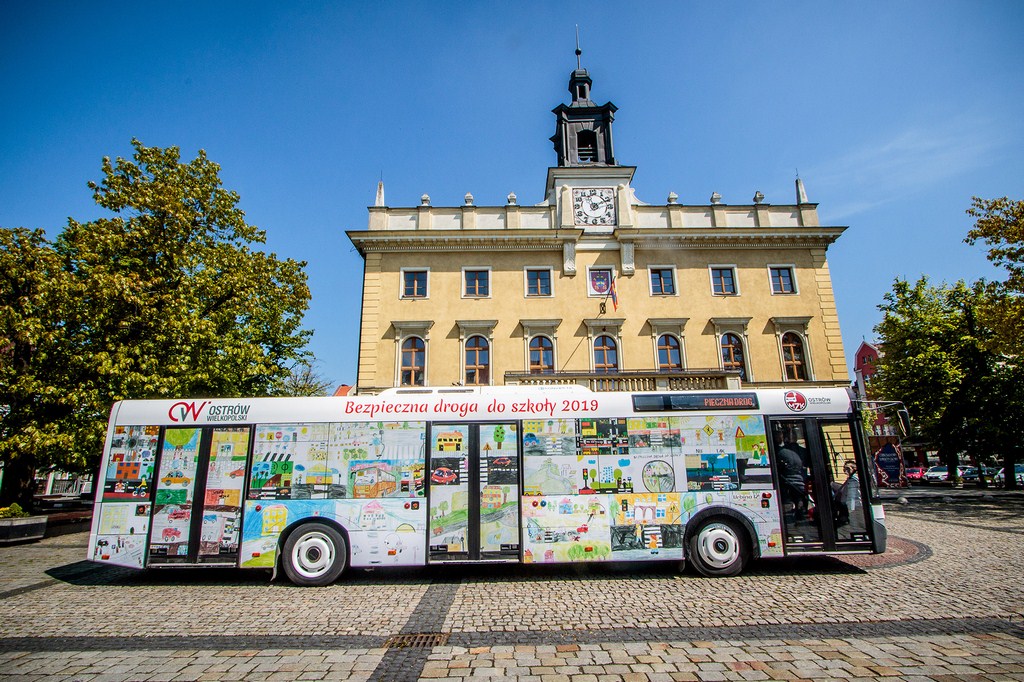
[922,465,970,483]
[905,467,925,482]
[961,466,999,483]
[994,464,1024,487]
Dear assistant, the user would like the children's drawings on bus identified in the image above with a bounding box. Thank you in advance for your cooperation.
[729,490,784,557]
[92,533,146,568]
[608,493,684,560]
[523,456,577,496]
[149,503,191,557]
[522,495,612,563]
[103,425,159,501]
[250,421,427,500]
[94,502,150,567]
[239,498,426,569]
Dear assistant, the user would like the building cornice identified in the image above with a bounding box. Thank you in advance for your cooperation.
[347,229,584,255]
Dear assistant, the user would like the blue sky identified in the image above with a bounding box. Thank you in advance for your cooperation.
[2,1,1022,387]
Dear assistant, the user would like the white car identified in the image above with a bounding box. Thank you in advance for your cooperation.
[922,465,969,483]
[994,464,1024,487]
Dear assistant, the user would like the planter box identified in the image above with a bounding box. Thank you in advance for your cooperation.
[0,516,48,544]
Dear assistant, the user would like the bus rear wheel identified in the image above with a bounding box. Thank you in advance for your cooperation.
[687,518,749,577]
[282,523,347,586]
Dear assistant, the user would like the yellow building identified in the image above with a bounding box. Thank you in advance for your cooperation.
[348,58,849,394]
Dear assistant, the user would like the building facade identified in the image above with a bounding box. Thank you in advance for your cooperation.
[347,62,851,395]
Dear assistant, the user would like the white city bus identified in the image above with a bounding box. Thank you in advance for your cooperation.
[87,386,886,585]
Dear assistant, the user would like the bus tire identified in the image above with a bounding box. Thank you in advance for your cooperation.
[687,517,748,577]
[281,522,347,586]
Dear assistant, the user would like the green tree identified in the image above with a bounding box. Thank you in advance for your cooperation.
[0,140,312,508]
[0,228,88,508]
[965,196,1024,353]
[277,361,334,397]
[872,277,1020,488]
[964,196,1024,486]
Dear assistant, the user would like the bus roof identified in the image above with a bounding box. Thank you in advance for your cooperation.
[109,386,854,427]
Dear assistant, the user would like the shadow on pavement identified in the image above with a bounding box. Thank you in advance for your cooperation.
[889,495,1024,532]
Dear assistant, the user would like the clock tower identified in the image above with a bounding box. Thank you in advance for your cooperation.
[546,48,637,233]
[549,60,617,167]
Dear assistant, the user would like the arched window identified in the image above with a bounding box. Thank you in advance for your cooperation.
[594,335,619,373]
[782,332,807,381]
[529,336,554,374]
[657,334,682,370]
[400,337,425,386]
[720,333,747,381]
[465,336,489,386]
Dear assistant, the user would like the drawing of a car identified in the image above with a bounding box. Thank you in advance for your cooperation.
[161,471,191,486]
[491,457,512,466]
[228,468,245,478]
[161,527,182,541]
[577,524,589,533]
[431,467,457,484]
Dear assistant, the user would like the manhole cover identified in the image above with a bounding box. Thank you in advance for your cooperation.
[383,633,450,649]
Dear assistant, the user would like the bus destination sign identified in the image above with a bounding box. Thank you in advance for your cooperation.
[632,393,760,412]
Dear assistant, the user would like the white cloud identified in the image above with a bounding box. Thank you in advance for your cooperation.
[807,117,1002,221]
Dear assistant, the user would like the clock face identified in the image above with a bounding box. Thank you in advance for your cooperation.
[572,187,616,226]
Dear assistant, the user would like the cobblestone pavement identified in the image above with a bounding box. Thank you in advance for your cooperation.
[1,495,1022,681]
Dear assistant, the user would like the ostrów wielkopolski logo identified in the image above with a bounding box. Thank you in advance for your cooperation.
[169,401,210,422]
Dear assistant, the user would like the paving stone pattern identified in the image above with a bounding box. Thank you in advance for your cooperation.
[1,496,1022,680]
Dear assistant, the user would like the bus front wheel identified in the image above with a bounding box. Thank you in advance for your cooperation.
[687,518,748,577]
[282,522,347,586]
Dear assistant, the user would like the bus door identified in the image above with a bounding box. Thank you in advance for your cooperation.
[427,422,520,562]
[148,426,252,566]
[770,418,873,551]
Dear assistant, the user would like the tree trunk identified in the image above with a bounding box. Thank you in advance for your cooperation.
[0,455,38,512]
[1004,453,1018,491]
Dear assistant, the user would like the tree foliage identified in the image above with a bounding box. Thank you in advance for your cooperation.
[0,228,88,506]
[277,361,334,397]
[873,196,1024,488]
[965,196,1024,354]
[0,140,313,508]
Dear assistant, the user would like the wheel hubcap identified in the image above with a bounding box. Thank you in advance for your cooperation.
[696,524,739,569]
[291,532,335,579]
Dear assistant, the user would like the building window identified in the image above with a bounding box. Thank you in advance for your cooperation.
[526,268,552,297]
[464,336,489,386]
[710,267,737,296]
[402,270,428,299]
[577,130,597,163]
[657,335,682,370]
[400,337,425,386]
[720,333,746,380]
[650,268,675,296]
[770,266,796,294]
[529,336,554,374]
[594,335,619,373]
[782,332,807,381]
[464,269,489,297]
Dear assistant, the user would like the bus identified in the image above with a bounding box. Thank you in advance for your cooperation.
[87,386,887,585]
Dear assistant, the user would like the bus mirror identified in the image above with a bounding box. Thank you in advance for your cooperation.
[897,408,911,437]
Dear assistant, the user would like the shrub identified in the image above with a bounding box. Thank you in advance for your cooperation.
[0,503,31,519]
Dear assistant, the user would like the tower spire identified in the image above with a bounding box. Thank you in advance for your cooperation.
[575,25,582,70]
